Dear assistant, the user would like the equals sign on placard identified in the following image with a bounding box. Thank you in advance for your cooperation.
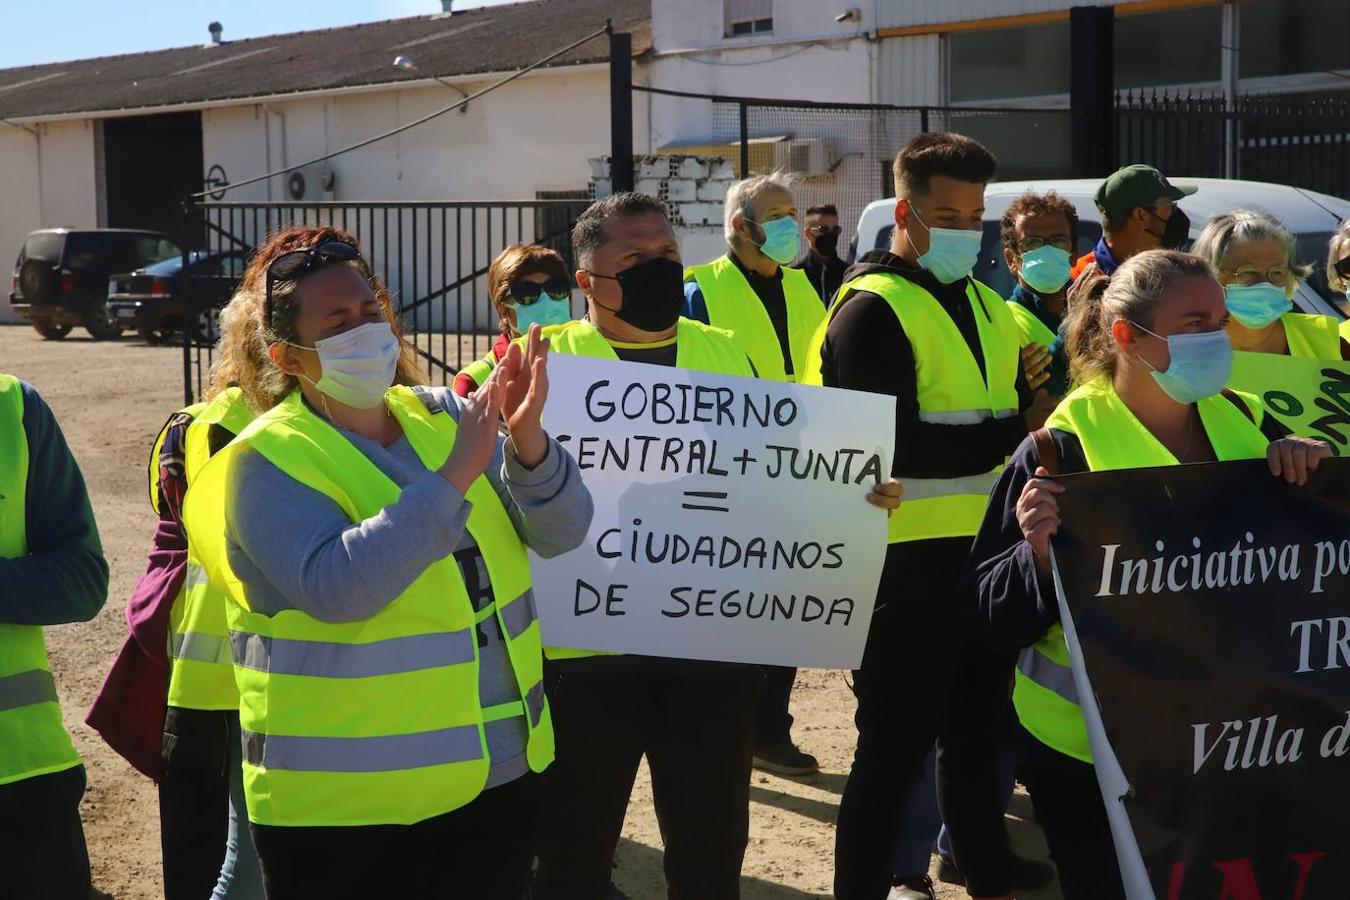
[682,490,730,513]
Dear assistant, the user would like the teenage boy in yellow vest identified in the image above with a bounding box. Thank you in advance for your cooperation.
[684,173,826,775]
[803,132,1055,900]
[0,375,109,900]
[534,192,899,900]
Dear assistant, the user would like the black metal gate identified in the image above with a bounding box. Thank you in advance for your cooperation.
[179,198,592,403]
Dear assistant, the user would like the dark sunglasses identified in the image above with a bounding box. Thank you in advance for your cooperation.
[1335,255,1350,282]
[264,240,367,327]
[508,278,571,305]
[807,225,841,236]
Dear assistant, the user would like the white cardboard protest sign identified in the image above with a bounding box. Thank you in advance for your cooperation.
[530,353,895,669]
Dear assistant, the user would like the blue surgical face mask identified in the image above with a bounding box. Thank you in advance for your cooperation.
[1131,321,1233,404]
[1224,282,1292,329]
[1018,245,1072,294]
[749,215,802,265]
[910,207,982,284]
[512,292,572,335]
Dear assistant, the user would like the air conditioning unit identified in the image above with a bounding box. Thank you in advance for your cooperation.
[286,166,337,201]
[773,139,832,177]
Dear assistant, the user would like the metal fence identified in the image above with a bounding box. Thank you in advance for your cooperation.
[179,199,592,403]
[1117,90,1350,199]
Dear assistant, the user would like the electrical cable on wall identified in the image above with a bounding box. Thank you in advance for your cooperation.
[192,22,613,200]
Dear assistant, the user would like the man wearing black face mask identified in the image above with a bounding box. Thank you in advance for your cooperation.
[1070,164,1197,282]
[529,192,763,900]
[792,203,849,305]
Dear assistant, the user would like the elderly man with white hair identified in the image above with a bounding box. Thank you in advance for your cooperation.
[683,172,826,778]
[684,172,826,384]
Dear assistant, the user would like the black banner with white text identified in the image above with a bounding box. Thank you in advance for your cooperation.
[1051,458,1350,900]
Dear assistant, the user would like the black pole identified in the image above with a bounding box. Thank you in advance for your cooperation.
[1069,6,1115,177]
[738,102,750,178]
[609,29,634,193]
[179,199,195,404]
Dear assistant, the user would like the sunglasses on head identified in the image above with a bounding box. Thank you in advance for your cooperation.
[264,239,366,327]
[1336,255,1350,282]
[508,278,570,305]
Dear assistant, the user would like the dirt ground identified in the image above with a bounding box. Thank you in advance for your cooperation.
[2,324,1062,900]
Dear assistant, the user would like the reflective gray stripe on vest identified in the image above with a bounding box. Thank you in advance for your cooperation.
[901,470,1001,502]
[525,679,546,725]
[0,669,59,713]
[172,630,233,665]
[243,724,484,773]
[498,591,538,642]
[917,408,1017,425]
[1017,646,1080,706]
[231,629,476,678]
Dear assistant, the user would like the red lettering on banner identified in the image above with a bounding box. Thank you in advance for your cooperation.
[1289,852,1328,900]
[1154,853,1328,899]
[1213,860,1261,900]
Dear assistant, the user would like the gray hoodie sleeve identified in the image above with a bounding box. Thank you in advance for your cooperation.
[225,388,591,623]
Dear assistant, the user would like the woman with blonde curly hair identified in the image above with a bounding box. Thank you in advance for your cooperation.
[182,225,591,898]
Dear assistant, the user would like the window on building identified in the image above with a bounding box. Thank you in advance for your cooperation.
[1114,5,1221,90]
[726,0,772,37]
[1237,0,1350,81]
[949,21,1071,102]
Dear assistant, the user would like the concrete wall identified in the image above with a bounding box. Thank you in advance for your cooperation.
[0,119,99,323]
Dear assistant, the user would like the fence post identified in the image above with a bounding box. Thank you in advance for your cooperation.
[738,102,750,178]
[1221,1,1240,178]
[609,29,634,193]
[1069,6,1114,177]
[179,199,195,404]
[920,108,930,134]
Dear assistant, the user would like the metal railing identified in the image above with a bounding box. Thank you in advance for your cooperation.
[179,198,592,403]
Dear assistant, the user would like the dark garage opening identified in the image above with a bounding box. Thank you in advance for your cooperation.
[103,111,203,237]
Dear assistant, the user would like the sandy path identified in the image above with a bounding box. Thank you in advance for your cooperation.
[1,325,1061,900]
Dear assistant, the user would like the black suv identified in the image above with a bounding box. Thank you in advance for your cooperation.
[109,250,248,344]
[9,228,180,340]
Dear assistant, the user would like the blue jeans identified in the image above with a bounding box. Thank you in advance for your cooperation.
[214,714,263,899]
[893,743,1017,878]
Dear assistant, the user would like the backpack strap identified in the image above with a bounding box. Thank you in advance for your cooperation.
[1220,388,1255,424]
[1031,427,1061,477]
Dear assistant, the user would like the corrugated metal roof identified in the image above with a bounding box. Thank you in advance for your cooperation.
[0,0,650,120]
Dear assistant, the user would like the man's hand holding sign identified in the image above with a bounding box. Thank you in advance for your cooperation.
[530,354,897,669]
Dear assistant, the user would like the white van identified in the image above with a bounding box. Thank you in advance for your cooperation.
[850,178,1350,319]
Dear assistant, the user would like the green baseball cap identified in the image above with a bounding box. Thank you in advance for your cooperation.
[1094,164,1197,220]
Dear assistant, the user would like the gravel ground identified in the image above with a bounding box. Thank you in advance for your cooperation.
[2,323,1061,899]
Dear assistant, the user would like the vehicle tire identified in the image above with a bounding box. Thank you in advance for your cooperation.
[190,307,220,343]
[84,303,125,341]
[32,320,72,340]
[137,326,170,346]
[19,260,57,305]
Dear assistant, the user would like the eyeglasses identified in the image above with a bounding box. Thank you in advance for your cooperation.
[507,278,571,305]
[1223,264,1293,287]
[1018,235,1074,253]
[805,225,841,236]
[264,240,367,327]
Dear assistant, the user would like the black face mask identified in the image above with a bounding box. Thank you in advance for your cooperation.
[589,256,685,332]
[1144,206,1191,250]
[813,231,840,258]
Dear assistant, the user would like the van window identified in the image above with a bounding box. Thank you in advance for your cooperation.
[22,232,65,263]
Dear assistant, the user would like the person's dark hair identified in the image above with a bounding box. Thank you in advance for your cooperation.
[572,192,671,268]
[999,190,1079,254]
[805,204,839,218]
[892,132,997,199]
[1101,209,1130,235]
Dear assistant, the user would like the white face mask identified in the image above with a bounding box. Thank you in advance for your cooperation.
[290,321,400,409]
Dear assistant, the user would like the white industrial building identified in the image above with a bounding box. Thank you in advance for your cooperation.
[1,0,1344,325]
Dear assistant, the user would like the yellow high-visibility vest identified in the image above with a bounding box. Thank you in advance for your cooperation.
[1017,379,1269,762]
[183,386,553,826]
[165,387,255,711]
[687,254,824,382]
[801,272,1023,543]
[0,374,82,786]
